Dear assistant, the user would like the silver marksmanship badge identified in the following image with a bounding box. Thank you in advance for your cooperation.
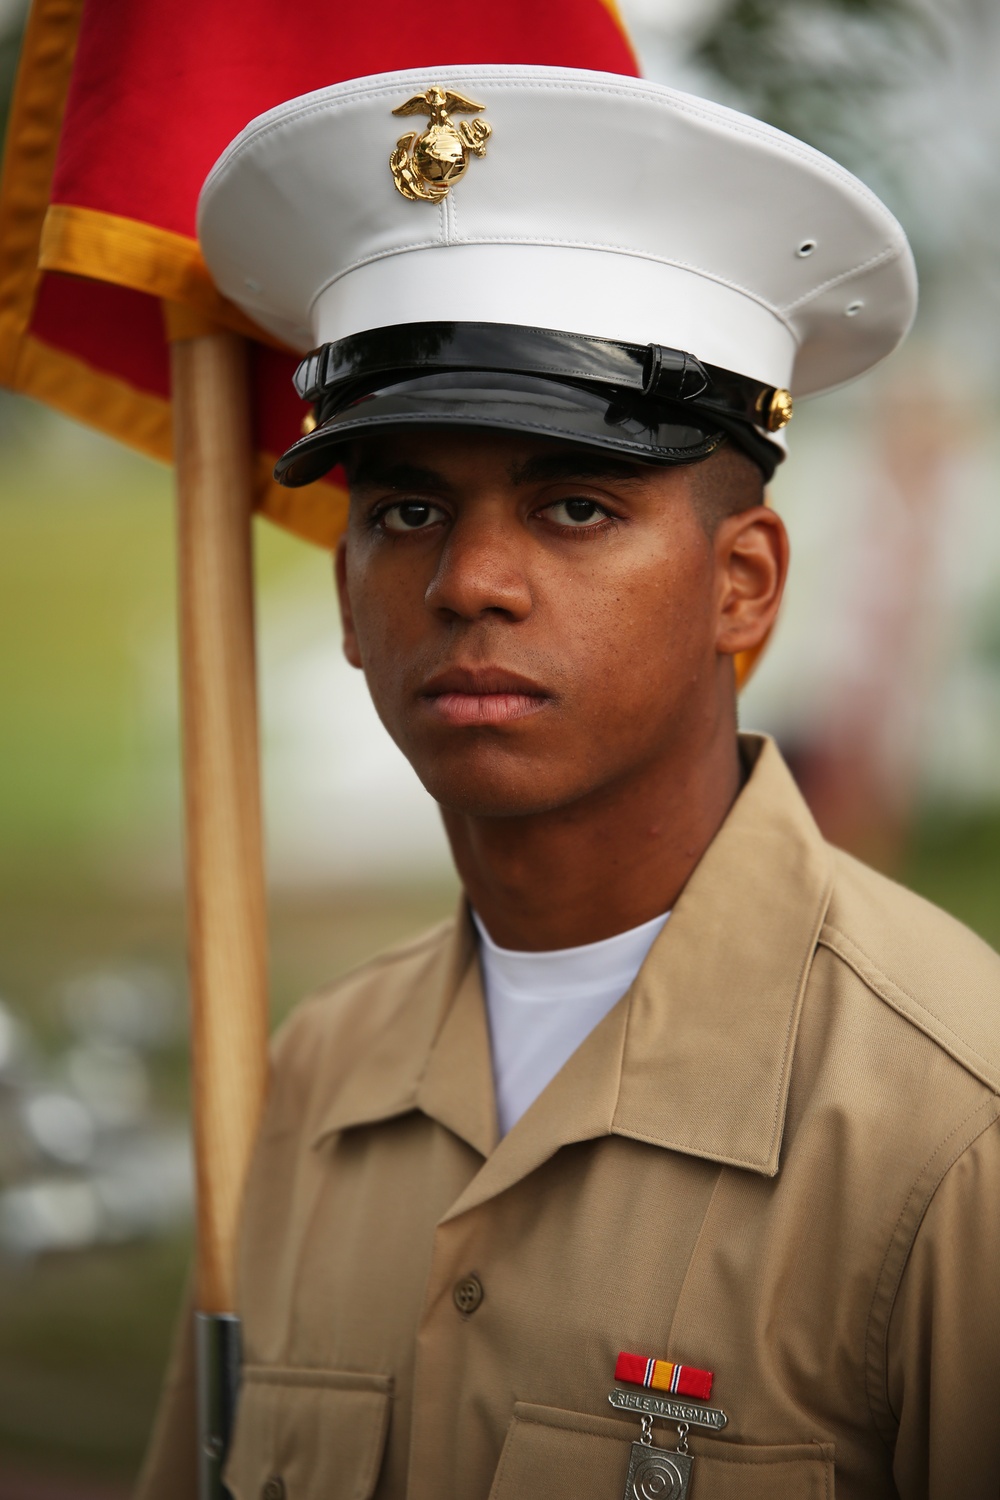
[609,1353,728,1498]
[609,1390,730,1500]
[624,1425,693,1500]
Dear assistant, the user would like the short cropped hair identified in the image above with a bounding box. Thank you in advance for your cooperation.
[688,442,766,535]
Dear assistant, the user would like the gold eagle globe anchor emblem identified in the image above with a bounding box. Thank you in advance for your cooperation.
[389,86,492,203]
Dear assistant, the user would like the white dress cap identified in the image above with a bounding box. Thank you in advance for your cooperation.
[198,64,917,401]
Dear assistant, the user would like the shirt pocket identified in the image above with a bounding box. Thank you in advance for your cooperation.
[223,1365,392,1500]
[489,1401,835,1500]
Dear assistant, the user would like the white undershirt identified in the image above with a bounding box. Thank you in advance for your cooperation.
[473,909,670,1137]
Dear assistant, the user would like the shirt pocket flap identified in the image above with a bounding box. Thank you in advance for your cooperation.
[490,1402,834,1500]
[224,1365,392,1500]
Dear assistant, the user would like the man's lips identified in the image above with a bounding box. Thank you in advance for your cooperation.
[419,667,552,727]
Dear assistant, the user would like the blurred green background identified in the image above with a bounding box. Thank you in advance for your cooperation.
[3,0,1000,1493]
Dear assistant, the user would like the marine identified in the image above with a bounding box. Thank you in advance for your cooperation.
[137,65,1000,1499]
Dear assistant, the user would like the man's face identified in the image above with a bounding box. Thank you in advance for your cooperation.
[337,430,775,819]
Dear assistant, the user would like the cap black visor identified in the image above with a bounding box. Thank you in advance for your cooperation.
[274,370,762,487]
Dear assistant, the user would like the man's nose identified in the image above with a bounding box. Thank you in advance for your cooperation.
[424,518,533,622]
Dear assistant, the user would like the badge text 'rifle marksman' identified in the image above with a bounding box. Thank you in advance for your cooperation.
[390,86,492,203]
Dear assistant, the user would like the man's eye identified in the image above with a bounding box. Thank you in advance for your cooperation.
[380,501,445,532]
[543,498,610,528]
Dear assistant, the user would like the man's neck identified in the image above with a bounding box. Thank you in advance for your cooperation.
[441,727,743,952]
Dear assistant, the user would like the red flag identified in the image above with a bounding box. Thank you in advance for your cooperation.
[0,0,637,547]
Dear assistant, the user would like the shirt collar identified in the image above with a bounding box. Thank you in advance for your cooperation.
[611,733,833,1176]
[310,915,493,1153]
[312,735,833,1184]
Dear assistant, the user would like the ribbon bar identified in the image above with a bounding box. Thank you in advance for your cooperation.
[615,1352,714,1401]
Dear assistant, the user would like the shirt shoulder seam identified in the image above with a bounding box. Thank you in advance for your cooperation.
[817,922,1000,1093]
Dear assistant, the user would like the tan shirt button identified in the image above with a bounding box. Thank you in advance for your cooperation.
[262,1478,286,1500]
[453,1274,484,1314]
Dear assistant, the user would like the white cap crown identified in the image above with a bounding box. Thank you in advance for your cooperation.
[199,64,917,399]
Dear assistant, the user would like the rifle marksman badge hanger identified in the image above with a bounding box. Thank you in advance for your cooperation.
[610,1352,729,1500]
[390,85,492,202]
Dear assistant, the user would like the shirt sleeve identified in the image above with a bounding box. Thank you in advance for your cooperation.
[887,1114,1000,1500]
[132,1285,198,1500]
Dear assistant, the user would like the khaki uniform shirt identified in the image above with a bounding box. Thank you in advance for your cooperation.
[136,737,1000,1500]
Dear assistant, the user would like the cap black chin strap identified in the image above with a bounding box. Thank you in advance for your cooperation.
[292,322,791,445]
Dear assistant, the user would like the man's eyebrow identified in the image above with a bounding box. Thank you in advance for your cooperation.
[347,459,452,492]
[507,452,648,486]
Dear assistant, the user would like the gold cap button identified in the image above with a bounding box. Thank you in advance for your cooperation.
[764,387,794,432]
[453,1274,484,1314]
[262,1478,286,1500]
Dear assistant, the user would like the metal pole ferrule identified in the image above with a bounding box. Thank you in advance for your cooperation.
[196,1311,242,1500]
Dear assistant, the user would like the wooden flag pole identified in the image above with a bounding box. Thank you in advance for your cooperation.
[169,319,270,1498]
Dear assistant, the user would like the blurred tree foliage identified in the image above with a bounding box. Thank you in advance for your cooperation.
[691,0,933,168]
[0,0,27,151]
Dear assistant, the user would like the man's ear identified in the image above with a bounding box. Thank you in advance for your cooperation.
[334,536,364,670]
[713,504,789,657]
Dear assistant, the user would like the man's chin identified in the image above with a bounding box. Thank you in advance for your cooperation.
[431,783,577,822]
[415,762,591,822]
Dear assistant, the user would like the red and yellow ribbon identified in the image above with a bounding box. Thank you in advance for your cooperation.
[615,1352,714,1401]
